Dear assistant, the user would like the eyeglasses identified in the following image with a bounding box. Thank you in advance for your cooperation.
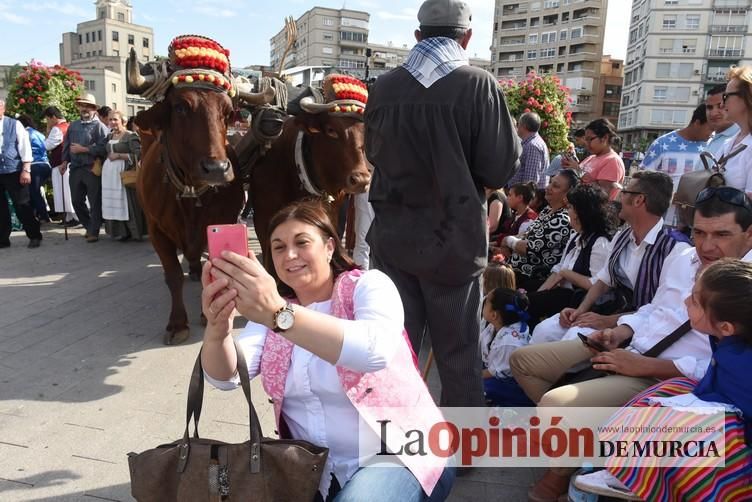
[584,136,600,143]
[696,186,752,210]
[722,91,742,104]
[620,189,645,196]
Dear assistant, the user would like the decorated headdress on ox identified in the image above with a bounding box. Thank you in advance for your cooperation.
[298,75,368,120]
[125,35,274,106]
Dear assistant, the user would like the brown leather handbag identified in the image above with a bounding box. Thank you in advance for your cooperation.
[673,144,747,228]
[127,340,328,501]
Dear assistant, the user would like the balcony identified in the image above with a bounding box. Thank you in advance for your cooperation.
[500,24,528,32]
[713,0,749,8]
[657,47,697,55]
[706,48,744,57]
[502,6,527,16]
[710,24,748,32]
[705,73,728,82]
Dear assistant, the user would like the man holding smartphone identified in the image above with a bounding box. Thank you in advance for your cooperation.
[511,187,752,407]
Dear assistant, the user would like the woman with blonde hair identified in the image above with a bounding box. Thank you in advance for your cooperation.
[717,66,752,197]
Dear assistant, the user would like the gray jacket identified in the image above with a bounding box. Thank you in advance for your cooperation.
[62,119,109,169]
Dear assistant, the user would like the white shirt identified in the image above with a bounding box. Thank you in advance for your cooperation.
[205,270,404,498]
[44,123,66,152]
[618,248,752,380]
[717,131,752,193]
[0,117,33,163]
[480,321,530,378]
[595,219,690,289]
[551,233,610,288]
[697,123,740,169]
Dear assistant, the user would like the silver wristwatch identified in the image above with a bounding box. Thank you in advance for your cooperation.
[272,303,295,333]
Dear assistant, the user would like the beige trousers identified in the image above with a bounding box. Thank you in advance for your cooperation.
[509,340,658,407]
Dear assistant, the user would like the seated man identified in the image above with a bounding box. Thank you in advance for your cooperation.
[511,186,752,407]
[531,171,691,344]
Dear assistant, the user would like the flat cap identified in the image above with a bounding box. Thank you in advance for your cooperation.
[418,0,472,29]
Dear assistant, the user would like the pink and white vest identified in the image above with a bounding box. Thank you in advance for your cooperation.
[259,269,447,495]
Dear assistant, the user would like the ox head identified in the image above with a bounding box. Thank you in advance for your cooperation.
[127,48,275,188]
[295,97,371,194]
[295,112,371,194]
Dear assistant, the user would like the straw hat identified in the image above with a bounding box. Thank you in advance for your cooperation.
[75,93,98,107]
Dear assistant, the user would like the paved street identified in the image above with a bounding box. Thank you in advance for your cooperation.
[0,223,540,501]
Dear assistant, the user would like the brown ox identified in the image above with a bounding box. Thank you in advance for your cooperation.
[127,50,272,345]
[249,110,371,259]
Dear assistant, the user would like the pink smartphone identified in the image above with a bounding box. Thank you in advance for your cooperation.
[207,223,249,261]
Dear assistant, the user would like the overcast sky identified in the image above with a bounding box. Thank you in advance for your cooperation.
[0,0,630,67]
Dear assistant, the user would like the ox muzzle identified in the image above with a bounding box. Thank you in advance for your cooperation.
[201,159,234,186]
[345,171,372,193]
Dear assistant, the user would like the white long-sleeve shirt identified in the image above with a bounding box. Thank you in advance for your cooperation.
[0,117,32,163]
[618,248,752,380]
[205,269,404,498]
[44,123,66,151]
[480,321,530,378]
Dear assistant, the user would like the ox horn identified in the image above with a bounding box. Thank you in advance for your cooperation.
[299,96,335,114]
[238,85,276,105]
[126,48,155,95]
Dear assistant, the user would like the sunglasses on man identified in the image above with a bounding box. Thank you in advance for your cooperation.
[696,186,752,210]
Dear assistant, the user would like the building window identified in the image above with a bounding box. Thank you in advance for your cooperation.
[113,49,119,57]
[98,30,102,41]
[323,32,334,41]
[560,30,567,40]
[686,15,700,30]
[128,34,134,45]
[323,18,334,26]
[86,33,90,43]
[570,27,582,39]
[654,87,668,100]
[78,34,82,44]
[340,31,367,43]
[665,0,678,4]
[86,51,91,57]
[112,83,117,93]
[117,12,125,22]
[663,15,677,29]
[85,80,96,91]
[143,37,149,48]
[541,47,556,58]
[99,8,106,19]
[112,31,119,41]
[341,17,368,29]
[322,47,334,55]
[98,50,103,55]
[527,50,537,59]
[339,58,365,69]
[543,0,559,7]
[541,31,556,43]
[528,33,538,44]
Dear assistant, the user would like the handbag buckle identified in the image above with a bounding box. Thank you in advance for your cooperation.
[177,442,190,473]
[250,443,261,473]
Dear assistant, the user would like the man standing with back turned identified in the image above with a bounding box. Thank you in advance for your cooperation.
[365,0,521,406]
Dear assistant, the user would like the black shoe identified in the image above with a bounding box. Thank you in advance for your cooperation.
[28,239,42,248]
[63,219,80,227]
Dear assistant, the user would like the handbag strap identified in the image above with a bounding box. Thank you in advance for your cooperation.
[179,338,265,472]
[641,320,692,358]
[701,144,747,172]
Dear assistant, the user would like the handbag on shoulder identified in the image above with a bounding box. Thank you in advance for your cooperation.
[127,339,328,501]
[91,157,103,176]
[673,144,747,228]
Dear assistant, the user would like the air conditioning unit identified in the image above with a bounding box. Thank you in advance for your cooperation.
[692,90,699,95]
[694,69,700,74]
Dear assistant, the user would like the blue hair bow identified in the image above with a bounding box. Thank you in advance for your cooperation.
[504,303,529,333]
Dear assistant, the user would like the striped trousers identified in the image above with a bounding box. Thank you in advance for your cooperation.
[373,258,485,407]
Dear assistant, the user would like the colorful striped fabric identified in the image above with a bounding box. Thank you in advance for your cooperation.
[606,377,752,501]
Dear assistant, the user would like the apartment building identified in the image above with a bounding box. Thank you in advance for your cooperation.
[595,55,624,125]
[491,0,608,125]
[59,0,154,116]
[269,7,370,73]
[618,0,752,147]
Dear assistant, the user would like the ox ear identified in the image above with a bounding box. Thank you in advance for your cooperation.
[134,100,170,132]
[294,113,324,135]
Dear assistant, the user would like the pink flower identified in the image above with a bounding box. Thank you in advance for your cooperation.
[534,89,541,96]
[18,98,25,104]
[524,108,531,113]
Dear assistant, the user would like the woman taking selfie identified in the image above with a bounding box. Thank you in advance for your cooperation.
[200,200,454,502]
[562,118,625,200]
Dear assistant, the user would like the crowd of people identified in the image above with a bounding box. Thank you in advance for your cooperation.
[4,0,752,500]
[0,93,146,248]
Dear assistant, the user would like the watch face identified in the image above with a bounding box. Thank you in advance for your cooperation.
[276,309,295,330]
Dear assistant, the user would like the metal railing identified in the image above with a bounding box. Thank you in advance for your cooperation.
[706,48,744,57]
[709,24,747,32]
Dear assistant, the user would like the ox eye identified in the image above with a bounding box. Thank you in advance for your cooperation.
[324,126,338,139]
[173,102,190,115]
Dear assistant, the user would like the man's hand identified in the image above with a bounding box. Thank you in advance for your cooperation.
[591,349,654,377]
[59,162,69,175]
[70,143,89,154]
[559,307,581,328]
[572,312,615,330]
[589,325,634,352]
[19,170,31,186]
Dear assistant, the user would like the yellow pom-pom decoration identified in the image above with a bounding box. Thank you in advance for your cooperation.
[198,74,205,81]
[185,76,194,83]
[172,76,179,85]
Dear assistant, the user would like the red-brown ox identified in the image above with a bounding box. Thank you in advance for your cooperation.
[127,52,272,345]
[248,102,372,260]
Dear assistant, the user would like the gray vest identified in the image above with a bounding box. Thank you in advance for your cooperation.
[0,117,22,174]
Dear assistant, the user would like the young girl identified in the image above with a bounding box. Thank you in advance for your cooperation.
[575,259,752,500]
[482,262,516,296]
[481,288,534,406]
